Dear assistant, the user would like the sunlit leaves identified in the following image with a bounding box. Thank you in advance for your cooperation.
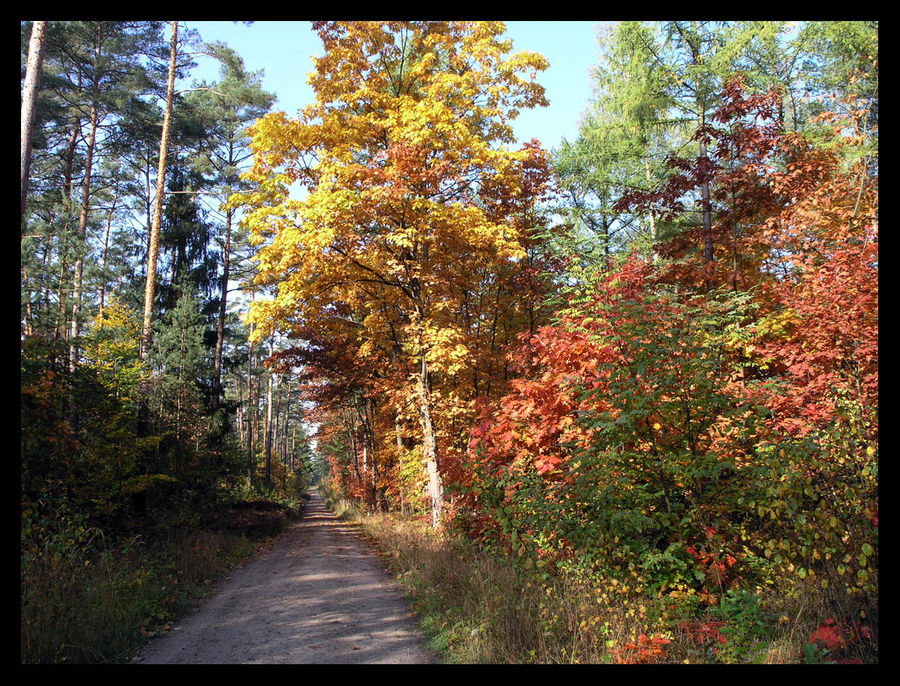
[462,73,877,618]
[230,22,554,520]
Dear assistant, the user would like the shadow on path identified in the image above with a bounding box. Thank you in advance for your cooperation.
[136,488,438,664]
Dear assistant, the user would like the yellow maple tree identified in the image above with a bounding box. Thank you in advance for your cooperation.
[233,21,551,527]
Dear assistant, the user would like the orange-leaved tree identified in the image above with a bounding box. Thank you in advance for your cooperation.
[232,21,551,527]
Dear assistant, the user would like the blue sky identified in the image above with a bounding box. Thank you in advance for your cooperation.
[183,20,604,153]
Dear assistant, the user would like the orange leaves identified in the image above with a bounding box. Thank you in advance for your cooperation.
[534,454,564,477]
[466,261,656,483]
[755,184,877,438]
[615,634,671,664]
[231,22,557,522]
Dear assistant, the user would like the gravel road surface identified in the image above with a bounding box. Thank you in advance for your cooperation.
[134,487,438,664]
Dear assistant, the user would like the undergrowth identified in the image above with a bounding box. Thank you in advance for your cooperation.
[21,494,306,664]
[328,491,877,665]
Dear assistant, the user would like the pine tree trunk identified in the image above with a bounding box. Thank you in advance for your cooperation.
[212,206,232,411]
[141,20,178,359]
[68,112,97,369]
[55,122,79,340]
[236,383,245,443]
[69,78,100,372]
[246,335,254,484]
[21,21,47,221]
[99,189,119,318]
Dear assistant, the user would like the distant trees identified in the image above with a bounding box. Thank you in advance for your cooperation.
[553,21,877,277]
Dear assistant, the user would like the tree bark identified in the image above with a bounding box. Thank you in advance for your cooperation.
[56,121,80,340]
[342,409,359,485]
[67,67,98,367]
[246,331,255,484]
[273,374,283,487]
[99,187,120,318]
[681,23,714,289]
[365,397,378,509]
[212,205,232,411]
[21,21,47,221]
[236,380,245,443]
[282,384,292,473]
[645,157,660,263]
[264,340,275,488]
[68,93,99,372]
[416,352,444,528]
[700,130,714,275]
[140,20,178,360]
[394,401,407,514]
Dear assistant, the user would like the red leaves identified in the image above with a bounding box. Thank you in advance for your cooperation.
[679,619,729,649]
[756,211,877,439]
[613,75,879,444]
[534,454,563,476]
[806,617,877,663]
[815,617,875,647]
[467,312,609,477]
[615,634,671,664]
[685,544,740,594]
[458,79,876,650]
[810,619,845,651]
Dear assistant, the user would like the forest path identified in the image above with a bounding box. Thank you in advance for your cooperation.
[133,487,438,664]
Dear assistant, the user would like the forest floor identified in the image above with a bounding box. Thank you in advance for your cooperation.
[131,487,439,664]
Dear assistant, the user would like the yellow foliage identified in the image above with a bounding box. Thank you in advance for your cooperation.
[232,21,550,365]
[231,23,555,515]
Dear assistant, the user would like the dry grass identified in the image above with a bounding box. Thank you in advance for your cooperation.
[338,503,877,664]
[344,507,645,663]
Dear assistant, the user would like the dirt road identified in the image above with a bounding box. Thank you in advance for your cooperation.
[134,487,438,664]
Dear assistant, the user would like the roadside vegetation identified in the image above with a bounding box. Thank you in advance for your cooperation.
[21,483,307,664]
[325,483,876,664]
